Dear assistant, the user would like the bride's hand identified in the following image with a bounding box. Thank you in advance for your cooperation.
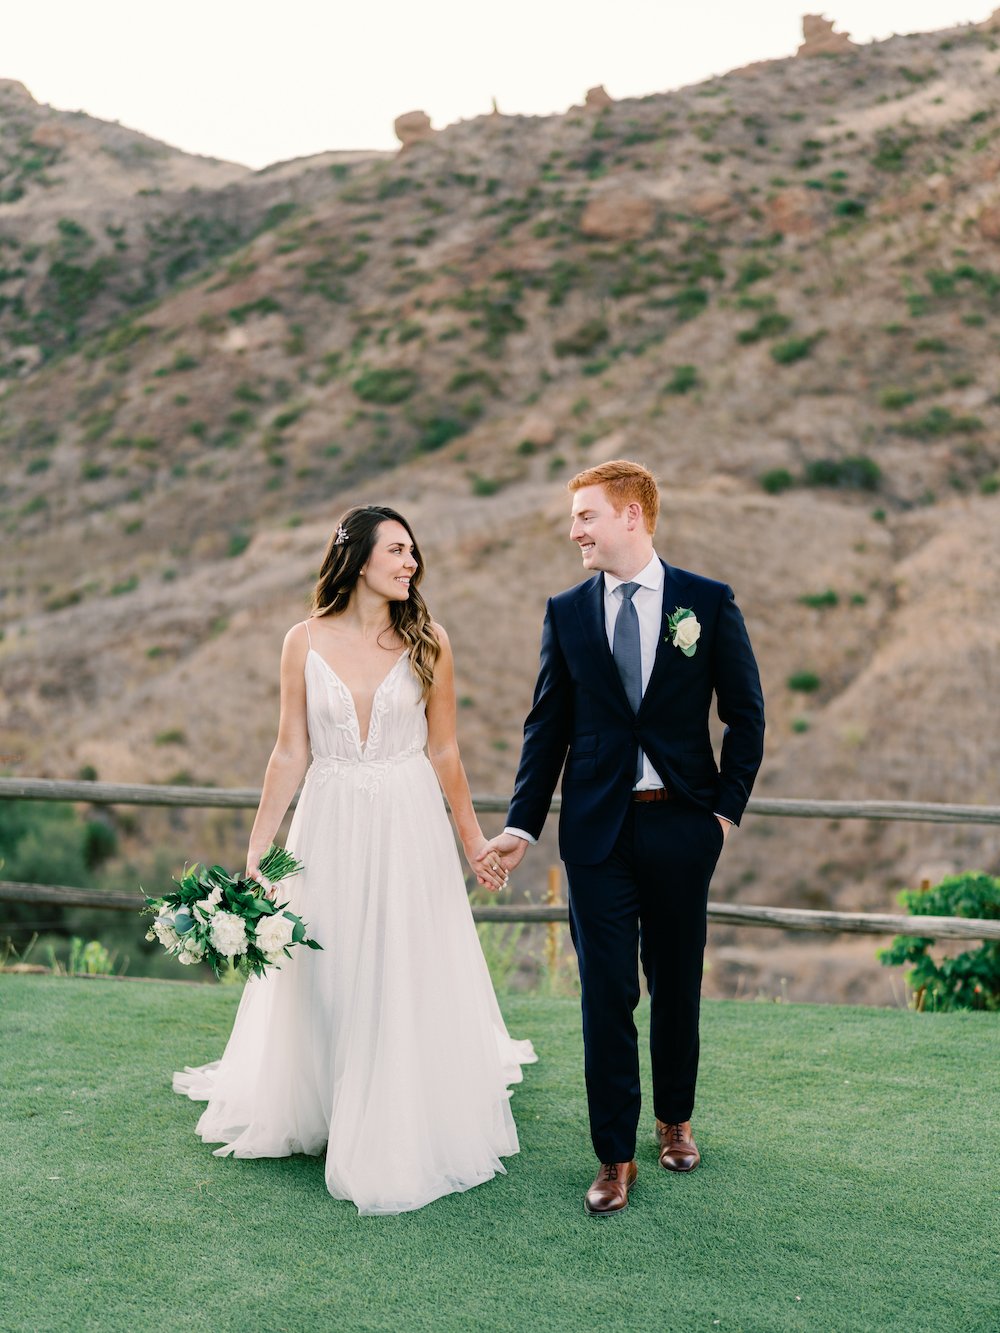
[245,851,275,900]
[465,840,509,893]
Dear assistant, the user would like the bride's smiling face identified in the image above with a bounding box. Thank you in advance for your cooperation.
[359,520,418,601]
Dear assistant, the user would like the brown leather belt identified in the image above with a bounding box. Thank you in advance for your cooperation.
[632,788,672,803]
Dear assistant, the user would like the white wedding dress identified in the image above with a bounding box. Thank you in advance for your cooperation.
[174,628,536,1214]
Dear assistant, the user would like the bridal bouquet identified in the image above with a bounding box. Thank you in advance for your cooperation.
[141,844,322,979]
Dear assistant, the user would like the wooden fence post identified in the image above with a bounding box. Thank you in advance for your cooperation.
[546,865,562,985]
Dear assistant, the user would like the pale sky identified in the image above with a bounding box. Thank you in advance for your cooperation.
[2,1,989,169]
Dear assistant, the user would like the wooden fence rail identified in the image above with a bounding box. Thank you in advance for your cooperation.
[2,777,998,942]
[3,777,1000,825]
[1,878,996,940]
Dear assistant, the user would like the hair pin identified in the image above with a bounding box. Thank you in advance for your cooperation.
[335,525,349,546]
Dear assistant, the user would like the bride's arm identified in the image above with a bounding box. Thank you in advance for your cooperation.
[246,623,311,884]
[425,624,505,892]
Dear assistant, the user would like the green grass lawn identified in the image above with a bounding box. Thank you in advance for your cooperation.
[2,976,997,1333]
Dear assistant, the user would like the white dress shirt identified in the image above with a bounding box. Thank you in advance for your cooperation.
[505,552,730,842]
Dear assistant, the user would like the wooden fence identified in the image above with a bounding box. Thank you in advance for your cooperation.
[1,777,999,942]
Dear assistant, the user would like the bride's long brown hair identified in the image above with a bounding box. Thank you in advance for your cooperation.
[310,505,441,698]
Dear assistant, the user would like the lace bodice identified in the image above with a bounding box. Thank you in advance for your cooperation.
[304,649,427,765]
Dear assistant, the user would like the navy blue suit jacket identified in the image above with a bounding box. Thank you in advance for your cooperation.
[506,560,765,867]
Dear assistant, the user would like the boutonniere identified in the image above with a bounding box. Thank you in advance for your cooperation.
[665,606,701,657]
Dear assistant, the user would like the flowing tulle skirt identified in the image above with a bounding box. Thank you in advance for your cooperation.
[174,751,536,1214]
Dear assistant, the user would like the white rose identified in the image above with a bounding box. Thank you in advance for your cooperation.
[179,936,205,963]
[195,888,221,918]
[153,915,180,950]
[674,615,701,651]
[209,910,248,958]
[254,913,296,959]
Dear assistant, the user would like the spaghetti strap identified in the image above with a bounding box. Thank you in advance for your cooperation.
[302,619,313,649]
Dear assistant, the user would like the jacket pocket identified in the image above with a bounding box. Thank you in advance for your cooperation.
[565,733,597,780]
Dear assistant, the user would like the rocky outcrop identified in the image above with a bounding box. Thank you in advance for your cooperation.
[584,85,613,110]
[0,79,35,103]
[517,412,557,449]
[30,121,85,150]
[765,186,819,237]
[393,110,434,149]
[978,206,1000,242]
[685,189,739,223]
[580,193,654,241]
[980,7,1000,31]
[796,15,857,57]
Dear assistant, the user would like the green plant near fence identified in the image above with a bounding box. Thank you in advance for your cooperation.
[879,872,1000,1011]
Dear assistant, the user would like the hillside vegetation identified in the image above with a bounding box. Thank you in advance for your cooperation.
[2,21,1000,1001]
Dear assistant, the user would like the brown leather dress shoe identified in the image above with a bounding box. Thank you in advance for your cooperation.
[656,1120,701,1172]
[584,1160,637,1215]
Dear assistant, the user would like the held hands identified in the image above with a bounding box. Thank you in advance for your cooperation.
[464,834,510,893]
[472,832,529,894]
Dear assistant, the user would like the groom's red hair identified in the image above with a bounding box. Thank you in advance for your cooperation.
[568,460,659,534]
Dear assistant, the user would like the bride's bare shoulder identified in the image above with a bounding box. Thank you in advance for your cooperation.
[281,620,313,656]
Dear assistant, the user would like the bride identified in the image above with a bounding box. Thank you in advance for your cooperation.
[174,504,536,1214]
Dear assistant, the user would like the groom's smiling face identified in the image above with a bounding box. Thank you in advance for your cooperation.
[570,484,639,576]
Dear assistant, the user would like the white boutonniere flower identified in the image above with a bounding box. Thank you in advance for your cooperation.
[666,606,701,657]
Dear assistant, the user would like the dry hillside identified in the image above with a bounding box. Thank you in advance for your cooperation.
[2,19,1000,1001]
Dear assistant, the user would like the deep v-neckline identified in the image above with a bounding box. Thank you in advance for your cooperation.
[308,648,409,751]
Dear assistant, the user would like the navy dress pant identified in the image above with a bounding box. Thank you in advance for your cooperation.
[565,800,724,1164]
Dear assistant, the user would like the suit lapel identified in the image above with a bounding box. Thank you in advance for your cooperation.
[638,561,689,714]
[574,575,632,712]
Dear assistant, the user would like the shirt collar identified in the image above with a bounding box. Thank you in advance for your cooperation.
[605,552,663,597]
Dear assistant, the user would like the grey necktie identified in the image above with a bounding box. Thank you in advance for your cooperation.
[613,582,644,781]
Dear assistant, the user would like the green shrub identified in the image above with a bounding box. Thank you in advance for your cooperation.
[417,416,465,452]
[554,320,609,357]
[879,387,917,410]
[759,468,794,495]
[771,333,823,364]
[448,369,500,395]
[803,456,881,491]
[352,368,419,404]
[0,799,103,941]
[799,589,838,609]
[787,671,821,692]
[665,286,710,322]
[879,872,1000,1011]
[470,474,500,496]
[155,729,187,745]
[83,820,118,869]
[228,296,282,324]
[272,406,305,430]
[227,531,251,558]
[664,365,699,394]
[872,130,914,172]
[734,260,772,289]
[895,407,983,438]
[737,312,792,344]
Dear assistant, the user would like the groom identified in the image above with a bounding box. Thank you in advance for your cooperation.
[481,460,765,1214]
